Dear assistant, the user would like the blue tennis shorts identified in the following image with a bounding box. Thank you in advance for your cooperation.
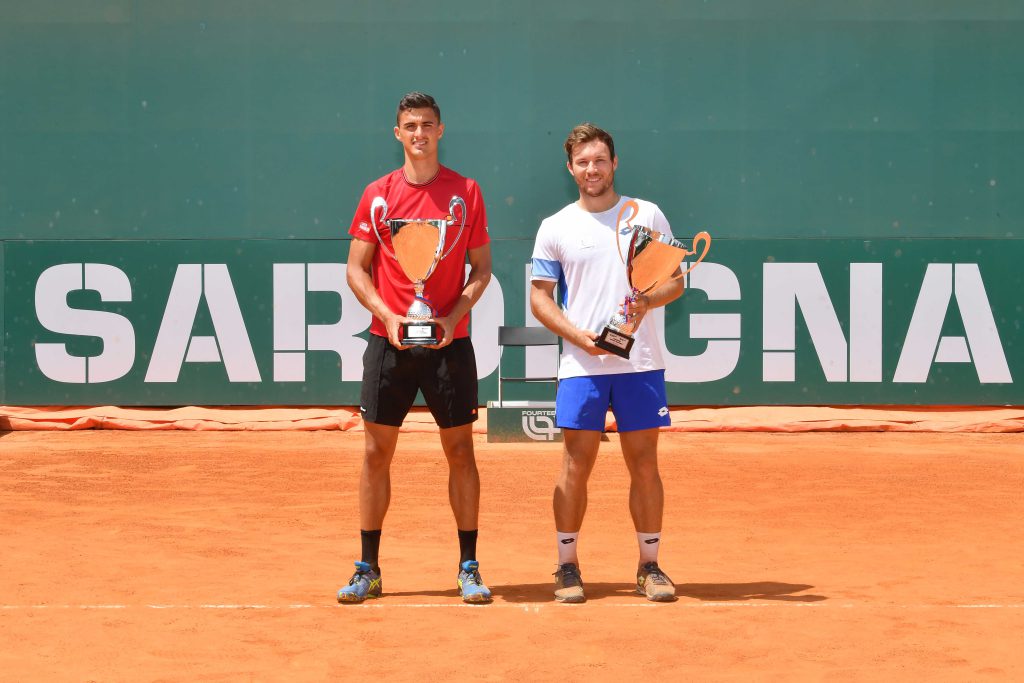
[555,370,670,432]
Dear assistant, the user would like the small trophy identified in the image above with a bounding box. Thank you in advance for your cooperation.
[594,200,711,359]
[369,195,467,345]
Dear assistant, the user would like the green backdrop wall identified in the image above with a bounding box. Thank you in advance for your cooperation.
[2,1,1021,405]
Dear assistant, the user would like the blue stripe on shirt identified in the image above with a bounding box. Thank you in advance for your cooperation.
[531,258,562,281]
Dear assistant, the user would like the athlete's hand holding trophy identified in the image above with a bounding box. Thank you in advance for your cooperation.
[593,200,711,358]
[370,195,467,346]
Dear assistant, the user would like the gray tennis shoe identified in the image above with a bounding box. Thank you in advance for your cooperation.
[636,561,676,602]
[554,562,586,603]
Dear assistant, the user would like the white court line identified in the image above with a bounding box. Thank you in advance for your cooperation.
[2,603,1024,610]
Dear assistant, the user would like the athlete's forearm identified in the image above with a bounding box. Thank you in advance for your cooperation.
[346,265,397,325]
[444,263,491,322]
[641,276,684,310]
[444,242,492,323]
[531,284,591,348]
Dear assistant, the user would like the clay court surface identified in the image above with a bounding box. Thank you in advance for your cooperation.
[1,430,1022,681]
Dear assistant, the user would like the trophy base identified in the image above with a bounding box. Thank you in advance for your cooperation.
[400,321,440,346]
[594,326,634,359]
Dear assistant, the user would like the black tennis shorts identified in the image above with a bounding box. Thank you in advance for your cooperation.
[360,335,480,428]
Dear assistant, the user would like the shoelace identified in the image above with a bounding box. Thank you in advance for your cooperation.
[349,573,369,588]
[642,564,670,585]
[463,569,483,586]
[555,566,582,585]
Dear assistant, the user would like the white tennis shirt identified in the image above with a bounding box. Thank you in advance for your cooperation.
[531,195,674,379]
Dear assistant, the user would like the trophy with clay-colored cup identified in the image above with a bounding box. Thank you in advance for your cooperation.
[593,199,711,358]
[369,195,467,345]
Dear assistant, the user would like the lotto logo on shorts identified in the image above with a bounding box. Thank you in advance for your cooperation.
[522,411,558,441]
[658,406,669,417]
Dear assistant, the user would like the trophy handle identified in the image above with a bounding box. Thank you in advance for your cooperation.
[439,195,467,260]
[671,231,712,280]
[369,196,398,260]
[614,199,640,265]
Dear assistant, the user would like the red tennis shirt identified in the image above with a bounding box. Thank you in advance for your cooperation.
[348,166,489,339]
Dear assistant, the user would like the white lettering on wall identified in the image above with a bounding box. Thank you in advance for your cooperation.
[522,263,559,379]
[660,262,742,383]
[471,265,503,379]
[35,263,136,383]
[763,263,846,382]
[272,263,371,382]
[894,264,1012,383]
[145,264,260,382]
[849,263,883,382]
[762,263,883,383]
[28,258,1012,395]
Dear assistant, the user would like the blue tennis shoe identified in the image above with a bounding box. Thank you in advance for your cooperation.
[457,560,493,604]
[337,561,382,603]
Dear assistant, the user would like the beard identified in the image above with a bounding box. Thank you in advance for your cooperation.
[576,171,615,198]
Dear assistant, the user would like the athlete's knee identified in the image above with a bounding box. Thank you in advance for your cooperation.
[444,439,477,469]
[630,459,662,485]
[363,443,395,472]
[562,454,595,484]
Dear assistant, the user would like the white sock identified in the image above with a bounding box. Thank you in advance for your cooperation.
[556,531,579,566]
[637,532,661,565]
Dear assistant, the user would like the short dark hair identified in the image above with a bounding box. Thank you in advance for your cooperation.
[564,123,615,162]
[396,92,441,124]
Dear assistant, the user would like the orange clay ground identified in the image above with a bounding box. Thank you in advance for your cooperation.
[1,430,1022,681]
